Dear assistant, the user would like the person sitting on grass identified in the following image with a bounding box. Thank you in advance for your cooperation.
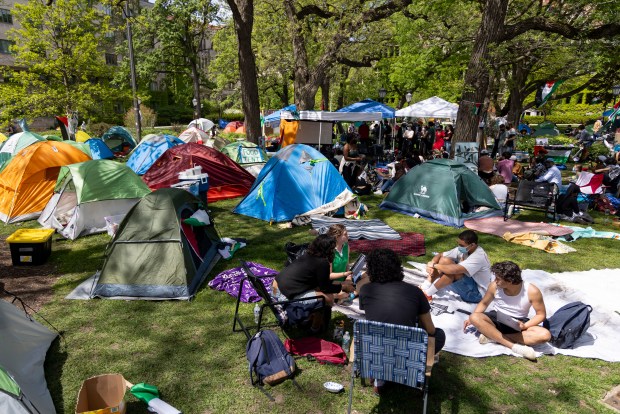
[422,230,493,303]
[326,224,352,282]
[463,261,551,361]
[359,248,445,395]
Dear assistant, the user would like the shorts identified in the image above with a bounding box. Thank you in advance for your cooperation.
[485,310,528,334]
[451,276,482,303]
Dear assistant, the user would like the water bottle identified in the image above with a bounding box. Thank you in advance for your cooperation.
[342,331,351,357]
[254,303,261,324]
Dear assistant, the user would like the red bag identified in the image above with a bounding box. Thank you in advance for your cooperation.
[284,337,347,365]
[595,195,617,215]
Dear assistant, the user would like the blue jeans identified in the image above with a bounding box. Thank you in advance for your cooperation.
[451,276,482,303]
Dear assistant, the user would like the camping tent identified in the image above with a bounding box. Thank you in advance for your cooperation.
[221,140,267,177]
[75,130,91,143]
[380,159,502,227]
[233,144,350,222]
[0,131,46,157]
[188,118,215,131]
[178,126,208,144]
[0,299,58,414]
[127,134,183,175]
[90,188,221,300]
[85,138,115,159]
[38,160,151,240]
[395,96,459,118]
[533,120,560,137]
[336,98,396,119]
[223,121,243,133]
[0,141,91,223]
[101,126,137,152]
[0,132,7,143]
[142,143,255,202]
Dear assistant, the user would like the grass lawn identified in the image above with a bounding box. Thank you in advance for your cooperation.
[1,194,619,413]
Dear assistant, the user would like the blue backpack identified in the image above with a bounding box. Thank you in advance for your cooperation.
[246,330,296,387]
[548,301,592,349]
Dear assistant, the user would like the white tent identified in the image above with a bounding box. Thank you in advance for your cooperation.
[395,96,459,118]
[188,118,215,131]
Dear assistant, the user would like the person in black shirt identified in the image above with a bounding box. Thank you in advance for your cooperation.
[276,234,347,307]
[359,249,445,394]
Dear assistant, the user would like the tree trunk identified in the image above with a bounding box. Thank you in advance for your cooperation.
[190,60,202,119]
[337,66,349,109]
[227,0,261,143]
[320,78,330,110]
[453,0,509,144]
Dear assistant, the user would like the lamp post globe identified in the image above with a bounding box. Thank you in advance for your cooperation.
[378,87,387,101]
[405,91,412,103]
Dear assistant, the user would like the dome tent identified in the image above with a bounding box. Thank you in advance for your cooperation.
[101,126,137,152]
[90,188,221,300]
[38,160,151,240]
[380,159,502,227]
[127,134,183,175]
[220,140,267,177]
[233,144,350,222]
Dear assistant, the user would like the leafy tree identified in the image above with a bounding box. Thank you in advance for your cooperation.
[0,0,114,122]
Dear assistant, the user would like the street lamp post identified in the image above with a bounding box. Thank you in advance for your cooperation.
[405,91,412,104]
[124,1,141,142]
[378,87,387,103]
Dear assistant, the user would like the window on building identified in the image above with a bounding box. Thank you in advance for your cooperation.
[150,81,159,91]
[0,39,14,54]
[0,9,12,24]
[105,53,118,65]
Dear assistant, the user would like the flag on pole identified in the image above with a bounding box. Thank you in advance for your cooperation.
[535,80,564,107]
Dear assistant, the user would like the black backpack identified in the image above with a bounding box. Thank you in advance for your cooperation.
[547,301,592,349]
[246,330,296,387]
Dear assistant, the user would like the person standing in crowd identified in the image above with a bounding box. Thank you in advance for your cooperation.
[359,248,446,395]
[358,121,370,153]
[444,124,454,154]
[503,128,518,154]
[492,124,507,159]
[424,121,436,156]
[464,261,551,361]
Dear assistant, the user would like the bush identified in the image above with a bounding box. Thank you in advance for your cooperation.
[125,106,157,129]
[516,135,576,154]
[88,122,113,137]
[523,115,599,125]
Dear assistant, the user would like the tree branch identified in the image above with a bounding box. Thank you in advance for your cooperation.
[336,55,379,68]
[503,17,620,42]
[295,4,334,19]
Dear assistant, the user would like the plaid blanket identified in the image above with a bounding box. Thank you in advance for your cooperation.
[348,232,425,256]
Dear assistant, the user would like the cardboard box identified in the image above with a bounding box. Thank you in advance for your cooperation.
[76,374,127,414]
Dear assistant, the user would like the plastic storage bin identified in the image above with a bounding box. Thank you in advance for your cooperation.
[6,228,55,266]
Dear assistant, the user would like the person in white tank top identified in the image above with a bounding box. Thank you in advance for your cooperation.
[463,261,551,361]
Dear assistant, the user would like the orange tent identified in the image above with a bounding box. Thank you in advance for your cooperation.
[0,141,91,223]
[235,125,246,134]
[223,121,243,133]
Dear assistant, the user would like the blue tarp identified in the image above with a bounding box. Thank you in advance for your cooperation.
[86,138,114,160]
[233,144,350,222]
[336,99,395,119]
[264,104,297,126]
[127,135,184,175]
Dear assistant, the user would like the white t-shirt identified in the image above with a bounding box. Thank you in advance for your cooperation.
[489,184,508,203]
[443,246,493,296]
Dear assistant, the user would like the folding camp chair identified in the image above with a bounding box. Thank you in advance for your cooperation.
[504,180,558,221]
[347,320,435,414]
[232,260,329,339]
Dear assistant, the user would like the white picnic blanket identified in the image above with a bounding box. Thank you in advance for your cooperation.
[334,264,620,362]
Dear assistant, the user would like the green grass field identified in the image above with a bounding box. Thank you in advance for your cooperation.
[2,195,619,414]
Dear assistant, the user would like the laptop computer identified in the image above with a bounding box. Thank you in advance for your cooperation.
[350,254,366,284]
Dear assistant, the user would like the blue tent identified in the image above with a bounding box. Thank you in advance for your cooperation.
[233,144,350,222]
[336,99,395,119]
[86,138,114,159]
[127,135,183,175]
[101,126,137,152]
[517,123,532,134]
[264,104,297,126]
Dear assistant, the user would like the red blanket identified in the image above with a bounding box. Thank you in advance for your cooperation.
[348,232,425,256]
[464,216,573,238]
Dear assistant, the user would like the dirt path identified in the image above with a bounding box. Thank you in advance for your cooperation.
[0,237,59,312]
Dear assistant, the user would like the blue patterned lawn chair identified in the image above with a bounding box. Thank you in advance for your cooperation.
[347,320,436,414]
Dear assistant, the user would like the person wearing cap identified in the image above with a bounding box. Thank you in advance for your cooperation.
[492,124,507,159]
[503,127,518,154]
[535,158,562,187]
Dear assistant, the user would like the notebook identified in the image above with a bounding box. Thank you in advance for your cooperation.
[496,311,522,331]
[350,254,367,284]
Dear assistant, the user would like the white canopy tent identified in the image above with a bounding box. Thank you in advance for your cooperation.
[395,96,459,119]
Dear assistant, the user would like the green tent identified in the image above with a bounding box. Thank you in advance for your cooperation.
[90,188,221,300]
[221,140,267,164]
[38,159,151,239]
[380,159,502,227]
[61,140,92,157]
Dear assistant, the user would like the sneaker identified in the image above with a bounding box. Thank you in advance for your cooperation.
[373,190,383,195]
[479,334,493,345]
[511,343,537,361]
